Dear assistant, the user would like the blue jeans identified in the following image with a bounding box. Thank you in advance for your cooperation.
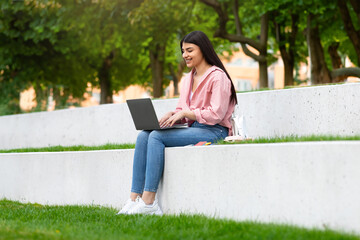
[131,122,228,194]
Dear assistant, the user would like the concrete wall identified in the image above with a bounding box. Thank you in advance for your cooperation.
[0,150,133,207]
[1,83,360,150]
[0,99,178,150]
[236,83,360,138]
[1,142,360,234]
[159,142,360,234]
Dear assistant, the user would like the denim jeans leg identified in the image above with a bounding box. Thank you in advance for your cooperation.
[143,131,166,192]
[131,130,151,194]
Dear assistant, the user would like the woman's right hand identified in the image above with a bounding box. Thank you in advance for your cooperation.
[159,111,174,127]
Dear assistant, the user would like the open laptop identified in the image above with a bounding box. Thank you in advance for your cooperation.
[126,98,188,130]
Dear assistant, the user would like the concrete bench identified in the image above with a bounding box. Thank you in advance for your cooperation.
[1,141,359,234]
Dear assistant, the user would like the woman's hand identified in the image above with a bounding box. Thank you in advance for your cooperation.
[160,110,196,128]
[161,111,185,127]
[159,111,175,127]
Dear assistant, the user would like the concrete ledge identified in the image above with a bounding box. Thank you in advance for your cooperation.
[1,83,360,150]
[236,83,360,138]
[1,141,359,234]
[0,150,133,207]
[0,99,178,150]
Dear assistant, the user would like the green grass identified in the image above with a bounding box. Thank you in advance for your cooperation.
[0,143,135,153]
[1,135,360,153]
[0,199,358,240]
[218,135,360,145]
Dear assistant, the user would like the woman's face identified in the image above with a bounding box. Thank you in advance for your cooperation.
[182,42,205,69]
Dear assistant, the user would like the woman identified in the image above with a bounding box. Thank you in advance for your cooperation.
[118,31,237,215]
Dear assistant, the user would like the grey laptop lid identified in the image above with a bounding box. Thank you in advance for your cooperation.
[126,98,187,130]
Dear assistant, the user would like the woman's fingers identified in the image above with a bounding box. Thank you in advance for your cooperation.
[159,111,184,128]
[169,112,183,126]
[159,111,173,126]
[159,117,167,126]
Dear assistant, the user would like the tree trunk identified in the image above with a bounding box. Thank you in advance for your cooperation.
[34,81,48,111]
[168,61,186,96]
[7,70,21,114]
[328,42,346,82]
[53,86,71,109]
[338,0,360,66]
[258,60,268,88]
[306,14,332,84]
[278,42,295,86]
[274,13,298,86]
[149,42,166,98]
[283,59,294,86]
[258,13,269,88]
[99,51,114,104]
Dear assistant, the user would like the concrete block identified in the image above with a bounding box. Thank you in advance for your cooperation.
[237,83,360,138]
[159,142,360,234]
[0,99,178,150]
[1,141,360,234]
[1,83,360,150]
[0,150,133,207]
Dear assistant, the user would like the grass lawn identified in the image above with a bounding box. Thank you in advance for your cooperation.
[0,200,359,240]
[218,135,360,145]
[0,143,135,153]
[1,135,359,153]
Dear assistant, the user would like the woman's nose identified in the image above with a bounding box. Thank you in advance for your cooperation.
[182,51,187,58]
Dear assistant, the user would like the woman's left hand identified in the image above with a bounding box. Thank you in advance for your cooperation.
[160,111,185,128]
[160,110,196,128]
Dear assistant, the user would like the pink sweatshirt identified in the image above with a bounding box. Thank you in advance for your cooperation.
[175,65,236,135]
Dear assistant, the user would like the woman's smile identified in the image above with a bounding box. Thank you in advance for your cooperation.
[182,42,205,68]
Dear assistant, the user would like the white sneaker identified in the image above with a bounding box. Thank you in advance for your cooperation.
[117,196,140,215]
[127,197,163,215]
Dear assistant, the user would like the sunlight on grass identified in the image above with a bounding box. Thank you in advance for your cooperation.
[1,135,359,153]
[218,135,360,145]
[0,143,135,153]
[0,199,359,240]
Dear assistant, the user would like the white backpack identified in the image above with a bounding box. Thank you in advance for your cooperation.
[225,105,249,142]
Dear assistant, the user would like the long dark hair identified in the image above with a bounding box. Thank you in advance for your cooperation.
[180,31,237,104]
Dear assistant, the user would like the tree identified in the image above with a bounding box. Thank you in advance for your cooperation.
[337,0,360,66]
[305,0,360,83]
[60,0,145,104]
[0,0,92,113]
[128,0,197,98]
[266,0,360,85]
[264,0,303,86]
[161,1,236,97]
[200,0,270,88]
[306,12,332,84]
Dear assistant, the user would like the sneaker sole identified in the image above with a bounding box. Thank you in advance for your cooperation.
[128,208,163,216]
[152,209,163,216]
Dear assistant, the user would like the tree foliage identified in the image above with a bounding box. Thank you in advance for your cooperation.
[199,0,360,87]
[127,0,196,98]
[1,0,360,115]
[0,0,94,112]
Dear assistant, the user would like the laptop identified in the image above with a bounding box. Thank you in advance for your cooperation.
[126,98,188,130]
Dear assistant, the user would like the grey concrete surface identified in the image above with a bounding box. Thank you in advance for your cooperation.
[1,83,359,150]
[1,142,359,234]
